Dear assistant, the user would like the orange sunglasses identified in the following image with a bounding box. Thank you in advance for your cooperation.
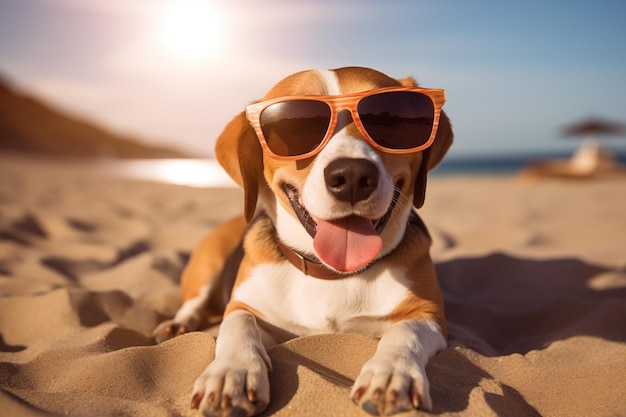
[246,86,446,160]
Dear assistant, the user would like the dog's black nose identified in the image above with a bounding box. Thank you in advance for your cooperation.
[324,158,379,204]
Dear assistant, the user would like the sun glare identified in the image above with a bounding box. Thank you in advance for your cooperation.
[157,0,223,62]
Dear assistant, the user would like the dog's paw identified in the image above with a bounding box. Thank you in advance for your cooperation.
[350,357,432,416]
[153,319,190,344]
[191,353,271,417]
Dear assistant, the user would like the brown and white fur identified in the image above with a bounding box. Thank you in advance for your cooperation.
[154,67,453,416]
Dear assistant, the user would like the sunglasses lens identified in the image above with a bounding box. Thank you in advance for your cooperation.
[358,92,435,149]
[260,100,331,157]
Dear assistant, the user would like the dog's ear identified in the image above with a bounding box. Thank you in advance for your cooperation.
[413,112,453,208]
[215,112,264,222]
[399,77,454,208]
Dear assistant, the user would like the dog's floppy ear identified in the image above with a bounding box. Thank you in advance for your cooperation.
[413,112,453,208]
[399,77,454,208]
[215,112,264,222]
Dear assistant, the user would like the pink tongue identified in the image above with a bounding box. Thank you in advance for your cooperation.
[313,215,383,272]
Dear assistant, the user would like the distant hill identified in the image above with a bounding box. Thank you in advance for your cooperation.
[0,75,189,159]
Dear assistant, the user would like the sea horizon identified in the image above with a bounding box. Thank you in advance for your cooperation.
[95,149,626,188]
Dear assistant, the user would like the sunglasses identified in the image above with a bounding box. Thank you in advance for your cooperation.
[246,86,446,160]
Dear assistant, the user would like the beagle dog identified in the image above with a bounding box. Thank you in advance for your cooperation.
[154,66,453,416]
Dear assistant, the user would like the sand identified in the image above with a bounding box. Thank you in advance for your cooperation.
[1,154,625,417]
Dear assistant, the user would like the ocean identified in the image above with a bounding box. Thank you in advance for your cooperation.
[98,151,626,188]
[435,151,626,176]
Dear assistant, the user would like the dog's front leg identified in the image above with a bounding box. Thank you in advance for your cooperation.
[192,310,272,417]
[351,319,446,416]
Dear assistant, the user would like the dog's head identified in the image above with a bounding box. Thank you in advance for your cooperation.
[216,67,453,273]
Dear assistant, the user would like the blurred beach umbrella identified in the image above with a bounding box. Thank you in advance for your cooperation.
[561,117,626,139]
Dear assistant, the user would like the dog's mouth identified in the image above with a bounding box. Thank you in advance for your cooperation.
[283,182,402,273]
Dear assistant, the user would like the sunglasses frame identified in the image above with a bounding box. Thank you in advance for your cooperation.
[245,86,446,161]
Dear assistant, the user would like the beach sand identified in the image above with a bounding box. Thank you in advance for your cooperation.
[1,154,625,417]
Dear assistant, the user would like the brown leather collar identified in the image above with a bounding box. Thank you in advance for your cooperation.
[276,239,352,280]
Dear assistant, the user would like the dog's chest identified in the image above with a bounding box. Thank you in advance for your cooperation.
[232,262,410,338]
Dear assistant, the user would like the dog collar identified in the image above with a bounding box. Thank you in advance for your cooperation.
[276,240,354,280]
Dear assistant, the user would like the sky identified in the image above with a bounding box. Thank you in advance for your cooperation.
[1,0,625,158]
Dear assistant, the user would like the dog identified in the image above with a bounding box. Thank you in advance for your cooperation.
[154,66,453,416]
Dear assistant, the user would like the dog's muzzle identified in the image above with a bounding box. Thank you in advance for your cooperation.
[282,178,402,273]
[283,183,401,239]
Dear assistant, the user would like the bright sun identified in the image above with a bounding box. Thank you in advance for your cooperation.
[157,0,223,62]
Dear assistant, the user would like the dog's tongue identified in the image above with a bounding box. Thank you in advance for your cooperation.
[313,215,383,272]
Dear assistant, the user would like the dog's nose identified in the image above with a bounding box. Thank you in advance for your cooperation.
[324,158,379,204]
